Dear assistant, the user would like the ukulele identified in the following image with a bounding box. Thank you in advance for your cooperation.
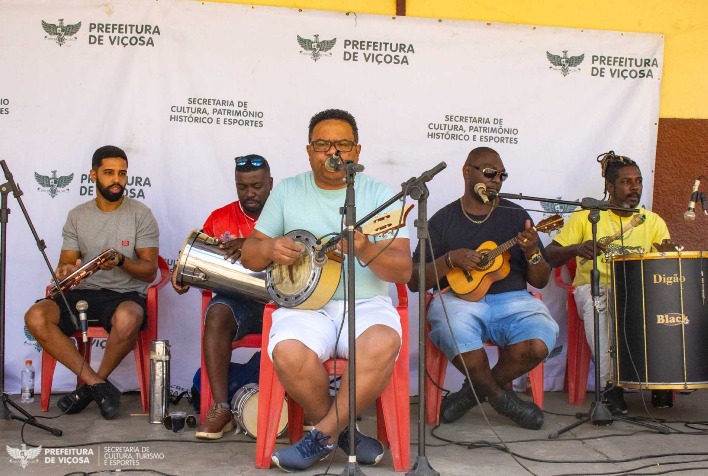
[446,215,564,301]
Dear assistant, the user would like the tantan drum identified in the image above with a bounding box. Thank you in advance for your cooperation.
[611,251,708,390]
[230,383,287,439]
[176,230,269,303]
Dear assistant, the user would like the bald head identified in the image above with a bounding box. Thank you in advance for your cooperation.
[465,146,500,167]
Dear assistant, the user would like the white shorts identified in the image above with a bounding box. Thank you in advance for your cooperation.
[267,295,402,361]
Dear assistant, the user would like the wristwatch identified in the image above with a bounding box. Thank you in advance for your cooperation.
[116,253,126,267]
[527,251,542,265]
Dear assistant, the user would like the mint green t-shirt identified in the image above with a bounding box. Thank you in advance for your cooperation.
[255,171,409,300]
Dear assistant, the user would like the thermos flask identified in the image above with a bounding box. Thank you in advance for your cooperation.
[149,340,171,424]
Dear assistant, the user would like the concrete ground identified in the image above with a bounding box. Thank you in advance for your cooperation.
[2,389,708,475]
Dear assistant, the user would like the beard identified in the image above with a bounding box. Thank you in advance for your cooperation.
[96,181,124,202]
[241,199,264,216]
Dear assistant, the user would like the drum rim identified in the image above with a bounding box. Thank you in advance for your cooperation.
[231,383,287,438]
[610,250,708,261]
[266,229,324,307]
[176,229,207,286]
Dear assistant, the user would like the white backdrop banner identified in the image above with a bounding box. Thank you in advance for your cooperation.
[0,0,663,396]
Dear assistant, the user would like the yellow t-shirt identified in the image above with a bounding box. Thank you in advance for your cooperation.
[553,208,670,287]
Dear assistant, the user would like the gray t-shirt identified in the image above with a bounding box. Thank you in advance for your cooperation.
[62,197,160,295]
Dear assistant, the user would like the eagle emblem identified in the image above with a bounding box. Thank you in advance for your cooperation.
[546,50,585,77]
[42,19,82,47]
[35,170,74,198]
[541,198,579,215]
[297,34,337,62]
[7,444,42,469]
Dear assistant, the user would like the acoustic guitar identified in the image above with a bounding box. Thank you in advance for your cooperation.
[446,214,563,301]
[266,205,413,309]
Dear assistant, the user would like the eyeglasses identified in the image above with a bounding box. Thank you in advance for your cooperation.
[235,155,266,167]
[472,165,508,182]
[310,140,356,153]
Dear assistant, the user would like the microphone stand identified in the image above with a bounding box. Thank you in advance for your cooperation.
[340,159,366,476]
[404,162,446,476]
[326,162,446,475]
[0,160,62,436]
[497,192,668,438]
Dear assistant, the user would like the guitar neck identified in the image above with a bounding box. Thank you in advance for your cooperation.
[484,236,518,261]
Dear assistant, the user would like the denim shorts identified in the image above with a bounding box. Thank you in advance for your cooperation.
[427,290,558,360]
[205,293,264,341]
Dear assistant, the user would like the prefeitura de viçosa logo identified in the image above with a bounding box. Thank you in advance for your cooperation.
[35,170,74,198]
[546,50,585,77]
[297,34,337,62]
[41,19,82,46]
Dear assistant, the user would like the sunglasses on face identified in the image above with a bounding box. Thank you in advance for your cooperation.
[235,155,266,167]
[309,140,356,153]
[472,165,508,182]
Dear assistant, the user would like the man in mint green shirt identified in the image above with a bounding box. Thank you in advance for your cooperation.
[242,109,411,472]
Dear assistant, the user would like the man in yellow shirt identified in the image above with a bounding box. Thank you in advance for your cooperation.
[547,152,675,413]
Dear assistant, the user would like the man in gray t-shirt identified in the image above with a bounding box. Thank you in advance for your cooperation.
[24,145,159,420]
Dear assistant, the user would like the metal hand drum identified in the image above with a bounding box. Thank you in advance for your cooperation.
[176,230,269,303]
[611,251,708,389]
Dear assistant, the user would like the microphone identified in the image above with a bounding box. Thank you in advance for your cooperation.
[684,178,702,222]
[474,183,489,204]
[324,151,343,173]
[76,300,88,344]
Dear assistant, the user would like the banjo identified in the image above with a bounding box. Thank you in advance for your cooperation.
[266,205,413,309]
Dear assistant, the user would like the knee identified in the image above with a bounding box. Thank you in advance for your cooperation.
[272,340,313,373]
[24,302,56,337]
[527,339,549,362]
[360,326,400,363]
[110,302,144,340]
[204,305,237,335]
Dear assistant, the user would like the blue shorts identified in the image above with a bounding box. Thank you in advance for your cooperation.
[427,290,558,361]
[205,294,264,341]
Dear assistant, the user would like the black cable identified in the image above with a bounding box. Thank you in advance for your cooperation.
[423,220,538,476]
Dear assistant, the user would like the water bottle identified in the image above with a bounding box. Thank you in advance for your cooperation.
[20,360,35,403]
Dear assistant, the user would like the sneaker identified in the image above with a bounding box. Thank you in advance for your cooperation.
[490,388,544,430]
[337,426,384,466]
[651,390,673,408]
[272,428,334,472]
[440,379,484,424]
[91,381,121,420]
[57,383,94,414]
[195,403,234,440]
[603,383,628,415]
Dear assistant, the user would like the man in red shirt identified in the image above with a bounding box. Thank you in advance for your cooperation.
[171,155,272,439]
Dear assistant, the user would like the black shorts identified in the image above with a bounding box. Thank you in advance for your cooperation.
[48,289,148,336]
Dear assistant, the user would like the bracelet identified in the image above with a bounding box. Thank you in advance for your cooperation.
[445,252,454,269]
[116,253,126,267]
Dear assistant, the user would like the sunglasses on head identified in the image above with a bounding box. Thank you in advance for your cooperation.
[235,155,266,167]
[472,165,508,182]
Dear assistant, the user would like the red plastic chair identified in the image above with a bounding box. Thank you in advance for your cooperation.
[255,284,410,472]
[554,259,592,404]
[198,290,262,423]
[41,256,170,412]
[424,292,545,426]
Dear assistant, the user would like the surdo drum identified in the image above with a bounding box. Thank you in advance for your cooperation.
[611,251,708,389]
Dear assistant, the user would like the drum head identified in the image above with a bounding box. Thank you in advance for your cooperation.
[231,383,287,439]
[267,230,324,307]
